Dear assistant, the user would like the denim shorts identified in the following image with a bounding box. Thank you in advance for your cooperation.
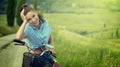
[31,50,55,67]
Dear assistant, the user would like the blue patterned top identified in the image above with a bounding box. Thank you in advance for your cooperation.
[24,20,52,50]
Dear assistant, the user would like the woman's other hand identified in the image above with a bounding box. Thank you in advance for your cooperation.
[49,48,56,56]
[20,9,27,22]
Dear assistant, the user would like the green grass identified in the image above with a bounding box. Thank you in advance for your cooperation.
[0,14,7,25]
[43,9,120,67]
[44,10,120,38]
[52,29,120,67]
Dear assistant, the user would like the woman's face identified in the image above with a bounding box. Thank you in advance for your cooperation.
[26,11,39,26]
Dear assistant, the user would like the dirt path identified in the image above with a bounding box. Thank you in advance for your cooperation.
[0,42,27,67]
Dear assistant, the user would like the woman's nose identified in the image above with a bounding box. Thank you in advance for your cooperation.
[31,18,35,22]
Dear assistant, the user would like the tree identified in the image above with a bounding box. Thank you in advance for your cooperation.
[0,0,7,14]
[16,0,25,26]
[34,0,38,10]
[6,0,16,27]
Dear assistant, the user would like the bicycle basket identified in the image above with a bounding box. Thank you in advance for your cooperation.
[22,52,34,67]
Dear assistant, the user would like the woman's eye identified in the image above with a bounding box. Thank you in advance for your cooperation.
[32,15,35,18]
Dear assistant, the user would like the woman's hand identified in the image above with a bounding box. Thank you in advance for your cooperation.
[49,48,56,56]
[20,9,27,22]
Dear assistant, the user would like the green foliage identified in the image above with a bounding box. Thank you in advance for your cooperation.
[15,0,25,26]
[33,0,38,10]
[38,0,56,13]
[0,0,8,14]
[0,15,18,37]
[6,0,16,27]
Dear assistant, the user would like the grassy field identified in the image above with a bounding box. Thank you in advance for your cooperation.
[51,29,120,67]
[44,10,120,67]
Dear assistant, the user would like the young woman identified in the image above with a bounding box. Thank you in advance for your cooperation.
[16,4,61,67]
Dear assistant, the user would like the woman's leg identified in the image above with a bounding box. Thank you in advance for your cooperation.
[53,62,61,67]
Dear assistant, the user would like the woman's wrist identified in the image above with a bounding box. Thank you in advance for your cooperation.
[46,44,54,49]
[23,19,27,23]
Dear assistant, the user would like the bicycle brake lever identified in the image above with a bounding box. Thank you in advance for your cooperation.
[49,51,57,58]
[52,54,57,58]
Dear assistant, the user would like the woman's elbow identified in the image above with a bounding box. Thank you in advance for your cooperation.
[16,36,21,40]
[16,35,23,40]
[16,33,25,40]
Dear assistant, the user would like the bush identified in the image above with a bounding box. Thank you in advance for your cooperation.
[0,25,18,37]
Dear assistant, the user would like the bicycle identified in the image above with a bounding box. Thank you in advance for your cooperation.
[13,39,56,67]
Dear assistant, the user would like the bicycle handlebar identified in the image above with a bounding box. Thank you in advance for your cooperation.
[41,50,56,58]
[13,39,25,46]
[13,39,57,58]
